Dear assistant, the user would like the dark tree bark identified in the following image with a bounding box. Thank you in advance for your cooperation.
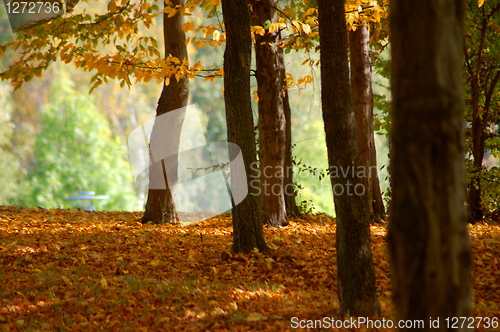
[388,0,472,328]
[221,0,270,253]
[281,50,300,217]
[349,24,385,223]
[317,0,381,317]
[141,0,188,224]
[251,0,288,227]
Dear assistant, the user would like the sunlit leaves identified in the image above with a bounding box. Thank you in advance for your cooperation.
[0,0,389,92]
[0,207,499,329]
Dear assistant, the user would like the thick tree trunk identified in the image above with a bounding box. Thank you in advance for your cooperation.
[251,0,288,227]
[348,24,385,223]
[221,0,270,253]
[317,0,381,317]
[388,0,472,328]
[141,0,188,224]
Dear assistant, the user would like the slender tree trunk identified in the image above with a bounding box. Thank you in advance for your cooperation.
[469,73,485,223]
[388,0,472,328]
[281,48,300,217]
[348,24,385,223]
[251,0,288,227]
[317,0,381,317]
[221,0,270,253]
[141,0,188,224]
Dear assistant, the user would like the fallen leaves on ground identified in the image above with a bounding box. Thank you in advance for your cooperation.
[0,207,499,331]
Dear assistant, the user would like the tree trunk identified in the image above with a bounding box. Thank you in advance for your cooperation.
[468,73,485,223]
[348,24,385,223]
[388,0,472,328]
[251,0,288,227]
[141,0,188,224]
[317,0,381,317]
[281,50,300,217]
[221,0,270,253]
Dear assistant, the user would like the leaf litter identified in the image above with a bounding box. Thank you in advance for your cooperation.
[0,206,499,331]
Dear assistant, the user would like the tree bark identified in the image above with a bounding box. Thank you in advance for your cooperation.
[221,0,270,253]
[251,0,288,227]
[388,0,472,328]
[281,50,300,217]
[317,0,381,317]
[141,0,188,224]
[349,24,385,223]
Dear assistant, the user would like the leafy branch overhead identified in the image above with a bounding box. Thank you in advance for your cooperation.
[0,0,388,91]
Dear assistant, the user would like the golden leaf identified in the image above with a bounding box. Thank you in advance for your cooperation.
[183,21,195,33]
[302,23,311,34]
[302,8,315,19]
[246,312,267,322]
[100,277,109,289]
[108,0,117,13]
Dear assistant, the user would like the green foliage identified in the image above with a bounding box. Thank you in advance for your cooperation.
[0,82,26,204]
[481,165,500,222]
[12,70,138,211]
[463,0,500,220]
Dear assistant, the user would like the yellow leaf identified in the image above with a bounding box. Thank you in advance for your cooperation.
[213,30,221,42]
[168,8,178,18]
[61,276,72,286]
[302,23,311,34]
[165,77,170,86]
[149,259,161,267]
[252,26,266,36]
[253,90,259,102]
[246,312,267,322]
[108,0,117,12]
[269,22,284,34]
[302,8,315,19]
[183,21,195,33]
[478,0,485,7]
[100,277,109,289]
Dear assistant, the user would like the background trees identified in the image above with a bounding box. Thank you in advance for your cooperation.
[15,70,137,210]
[464,0,500,223]
[388,0,472,325]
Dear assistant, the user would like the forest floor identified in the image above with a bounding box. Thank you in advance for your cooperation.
[0,206,499,331]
